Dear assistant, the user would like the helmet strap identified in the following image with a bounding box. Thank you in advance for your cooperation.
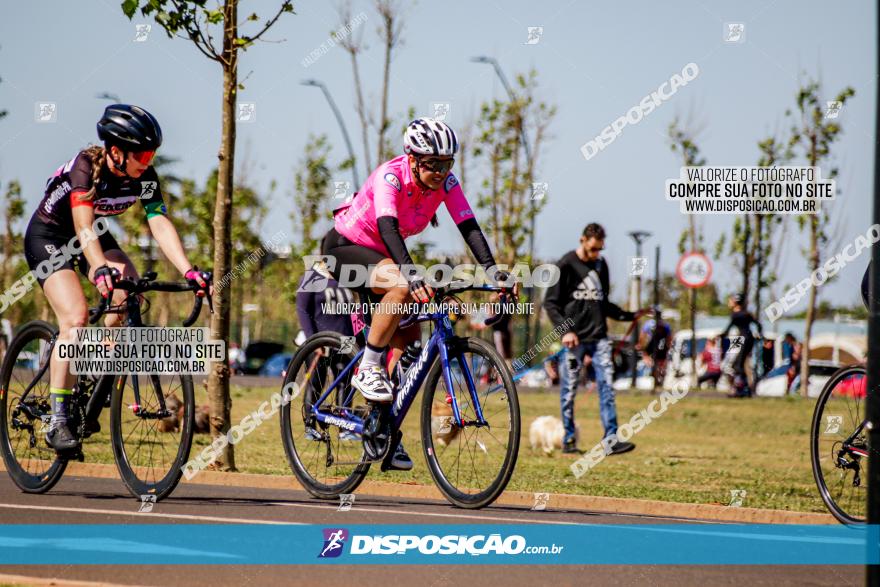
[108,146,132,178]
[410,156,432,192]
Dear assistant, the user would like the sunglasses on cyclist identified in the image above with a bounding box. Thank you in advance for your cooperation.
[131,150,157,165]
[418,157,455,174]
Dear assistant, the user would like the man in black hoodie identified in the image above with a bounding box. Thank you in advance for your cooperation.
[544,223,645,454]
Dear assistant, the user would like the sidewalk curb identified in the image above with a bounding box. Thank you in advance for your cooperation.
[12,461,836,525]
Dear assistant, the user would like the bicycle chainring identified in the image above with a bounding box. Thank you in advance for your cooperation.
[361,404,391,461]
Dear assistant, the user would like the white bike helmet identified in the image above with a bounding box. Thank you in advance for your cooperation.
[403,118,459,157]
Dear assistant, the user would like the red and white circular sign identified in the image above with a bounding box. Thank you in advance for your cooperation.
[676,252,712,288]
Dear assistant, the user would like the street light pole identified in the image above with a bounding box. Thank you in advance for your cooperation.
[301,79,360,189]
[628,231,652,388]
[471,56,538,355]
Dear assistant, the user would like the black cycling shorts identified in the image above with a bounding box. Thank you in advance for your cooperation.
[320,227,390,323]
[24,217,121,286]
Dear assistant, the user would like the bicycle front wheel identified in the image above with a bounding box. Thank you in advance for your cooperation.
[420,336,520,508]
[0,321,67,493]
[110,373,194,501]
[810,365,867,524]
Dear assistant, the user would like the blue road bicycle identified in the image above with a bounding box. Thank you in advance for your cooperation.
[280,282,520,509]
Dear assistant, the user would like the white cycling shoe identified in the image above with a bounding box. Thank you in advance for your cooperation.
[352,365,394,403]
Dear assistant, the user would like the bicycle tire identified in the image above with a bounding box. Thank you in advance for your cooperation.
[110,372,195,501]
[420,336,520,508]
[810,364,867,525]
[0,320,67,493]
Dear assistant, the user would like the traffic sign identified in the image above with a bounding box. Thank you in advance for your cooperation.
[676,252,712,288]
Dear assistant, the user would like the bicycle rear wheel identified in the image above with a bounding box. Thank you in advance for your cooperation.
[110,373,194,501]
[810,365,867,524]
[420,336,520,508]
[0,321,67,493]
[280,332,370,499]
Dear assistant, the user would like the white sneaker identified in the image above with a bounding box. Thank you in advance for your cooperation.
[352,366,394,402]
[389,442,413,471]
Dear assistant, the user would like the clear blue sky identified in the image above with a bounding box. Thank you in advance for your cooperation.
[0,0,875,307]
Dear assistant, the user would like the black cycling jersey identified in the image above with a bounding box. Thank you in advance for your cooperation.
[721,310,763,341]
[34,151,166,235]
[543,252,635,342]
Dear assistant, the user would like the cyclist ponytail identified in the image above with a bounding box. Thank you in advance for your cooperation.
[76,145,107,203]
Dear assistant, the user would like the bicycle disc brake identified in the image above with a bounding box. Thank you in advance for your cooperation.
[361,403,392,462]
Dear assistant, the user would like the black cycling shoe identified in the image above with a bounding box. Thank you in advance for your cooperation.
[45,423,80,452]
[608,441,636,455]
[562,440,583,454]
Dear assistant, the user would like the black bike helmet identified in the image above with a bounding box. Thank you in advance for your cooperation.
[729,293,745,306]
[97,104,162,151]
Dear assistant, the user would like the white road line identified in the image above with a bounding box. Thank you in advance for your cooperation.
[268,501,720,524]
[0,503,302,525]
[266,500,587,525]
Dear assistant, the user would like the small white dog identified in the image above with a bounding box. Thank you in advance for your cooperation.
[431,401,460,447]
[529,415,578,455]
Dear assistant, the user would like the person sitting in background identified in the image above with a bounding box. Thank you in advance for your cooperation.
[781,332,797,363]
[697,337,723,388]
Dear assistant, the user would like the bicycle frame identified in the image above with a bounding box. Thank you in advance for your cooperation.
[309,310,487,436]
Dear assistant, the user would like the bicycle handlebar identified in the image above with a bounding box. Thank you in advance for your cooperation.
[398,280,518,329]
[88,271,214,326]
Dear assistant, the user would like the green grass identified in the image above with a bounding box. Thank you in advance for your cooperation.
[75,382,827,513]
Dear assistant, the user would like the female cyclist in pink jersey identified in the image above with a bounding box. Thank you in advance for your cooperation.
[319,118,516,411]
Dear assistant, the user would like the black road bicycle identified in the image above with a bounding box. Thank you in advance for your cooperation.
[0,270,211,500]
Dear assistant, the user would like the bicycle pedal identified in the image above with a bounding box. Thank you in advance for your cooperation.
[58,447,84,462]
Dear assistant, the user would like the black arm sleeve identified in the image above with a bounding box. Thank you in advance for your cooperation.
[599,260,635,321]
[296,286,319,338]
[377,215,417,272]
[455,218,496,269]
[542,261,571,331]
[720,319,733,339]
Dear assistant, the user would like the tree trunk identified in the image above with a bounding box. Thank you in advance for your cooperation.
[490,149,501,254]
[376,11,393,163]
[800,215,818,397]
[207,0,238,471]
[754,214,763,316]
[348,51,372,175]
[800,137,819,397]
[741,214,751,297]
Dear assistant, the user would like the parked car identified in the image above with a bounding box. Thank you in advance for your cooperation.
[755,359,841,398]
[238,341,285,375]
[259,352,293,377]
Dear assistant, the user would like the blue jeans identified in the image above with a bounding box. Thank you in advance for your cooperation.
[560,338,618,444]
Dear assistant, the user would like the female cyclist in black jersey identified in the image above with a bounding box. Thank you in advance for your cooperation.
[23,104,208,452]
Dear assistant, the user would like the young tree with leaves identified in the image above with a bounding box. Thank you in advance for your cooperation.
[786,80,855,396]
[471,71,555,354]
[121,0,294,470]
